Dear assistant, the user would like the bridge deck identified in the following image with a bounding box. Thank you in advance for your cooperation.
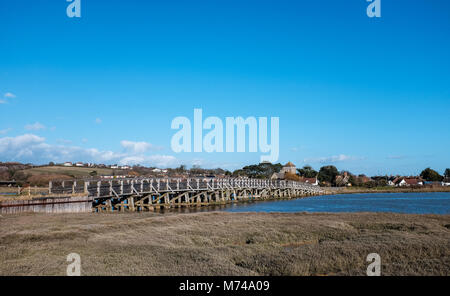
[49,178,325,212]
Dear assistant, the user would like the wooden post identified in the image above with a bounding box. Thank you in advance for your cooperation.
[97,181,101,197]
[49,181,52,195]
[84,181,89,194]
[128,197,135,211]
[106,199,113,212]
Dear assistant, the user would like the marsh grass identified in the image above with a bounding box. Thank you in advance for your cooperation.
[0,212,448,276]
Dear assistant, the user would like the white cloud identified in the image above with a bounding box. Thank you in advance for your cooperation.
[0,99,6,104]
[4,92,16,99]
[95,118,102,124]
[0,134,177,167]
[25,122,46,131]
[120,140,162,154]
[0,128,12,135]
[119,155,177,167]
[0,134,47,159]
[304,154,364,164]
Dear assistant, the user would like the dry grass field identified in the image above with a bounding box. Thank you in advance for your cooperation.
[21,166,115,178]
[0,211,449,276]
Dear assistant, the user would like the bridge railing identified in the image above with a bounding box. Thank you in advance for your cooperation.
[49,177,322,198]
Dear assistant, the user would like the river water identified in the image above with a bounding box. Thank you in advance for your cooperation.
[222,192,450,215]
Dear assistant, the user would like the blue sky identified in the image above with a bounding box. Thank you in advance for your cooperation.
[0,0,449,175]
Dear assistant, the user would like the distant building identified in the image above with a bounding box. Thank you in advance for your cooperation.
[396,178,423,187]
[151,168,168,174]
[110,165,119,169]
[63,162,73,167]
[271,162,296,180]
[302,177,319,186]
[335,172,351,187]
[280,162,296,175]
[75,162,84,167]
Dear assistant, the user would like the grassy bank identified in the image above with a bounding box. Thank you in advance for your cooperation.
[0,212,449,276]
[20,166,115,178]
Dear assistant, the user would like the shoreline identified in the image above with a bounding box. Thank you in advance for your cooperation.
[324,186,450,195]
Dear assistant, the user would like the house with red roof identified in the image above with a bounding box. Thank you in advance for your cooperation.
[395,178,423,187]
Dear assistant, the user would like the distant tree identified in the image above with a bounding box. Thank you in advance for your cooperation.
[232,169,247,177]
[284,172,301,181]
[12,171,30,184]
[174,165,187,174]
[445,168,450,179]
[376,179,388,187]
[190,165,206,176]
[420,168,443,182]
[318,165,339,186]
[48,162,55,166]
[297,165,318,178]
[363,180,377,188]
[348,175,358,186]
[240,162,282,179]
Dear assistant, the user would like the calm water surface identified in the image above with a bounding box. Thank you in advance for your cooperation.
[222,192,450,215]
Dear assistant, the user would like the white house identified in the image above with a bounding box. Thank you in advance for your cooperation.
[304,178,319,186]
[63,162,73,167]
[396,178,423,187]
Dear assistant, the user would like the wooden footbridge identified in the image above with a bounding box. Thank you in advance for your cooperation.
[49,178,325,212]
